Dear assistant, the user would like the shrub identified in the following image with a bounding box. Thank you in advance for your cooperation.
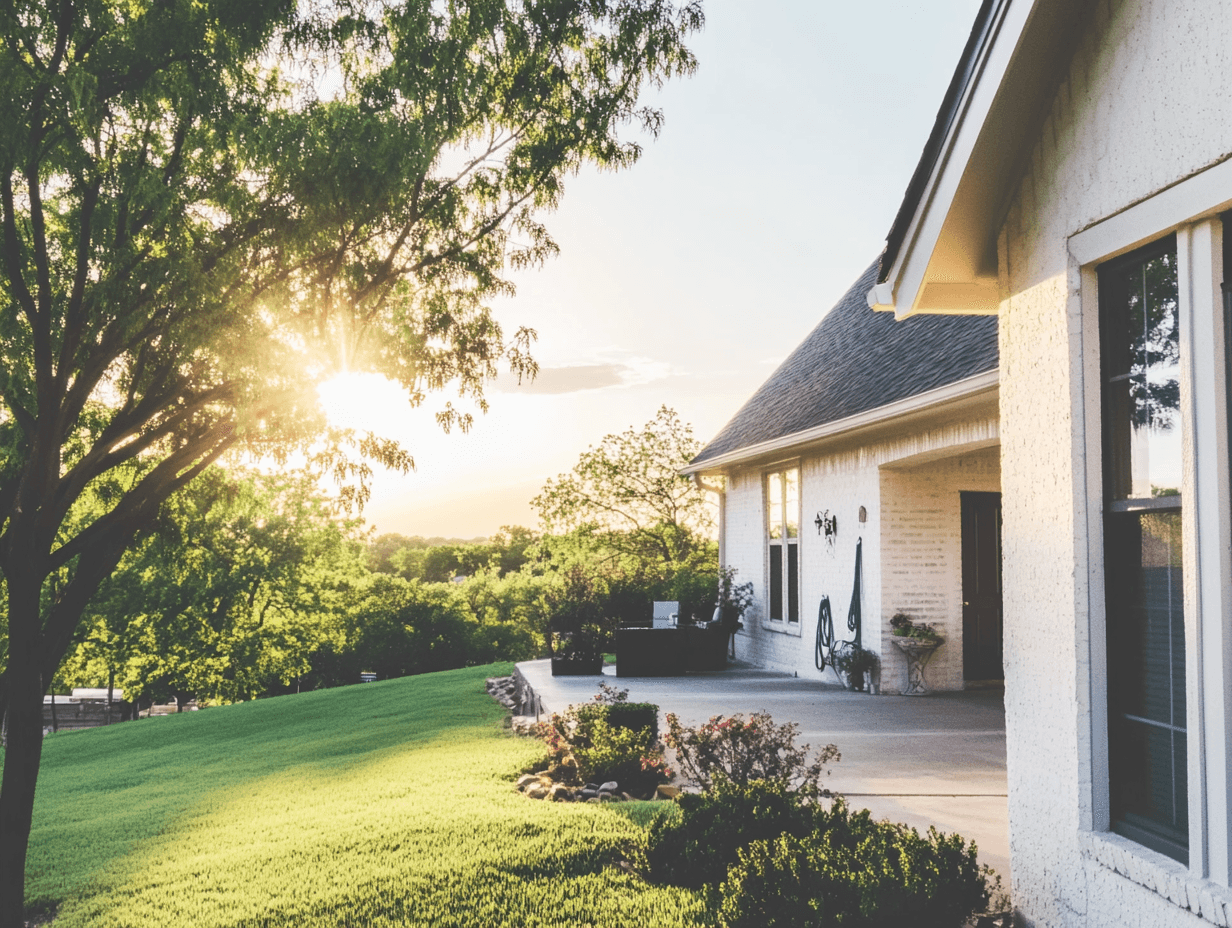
[664,710,839,792]
[537,685,671,794]
[606,703,659,739]
[717,801,996,928]
[571,717,666,792]
[642,777,828,890]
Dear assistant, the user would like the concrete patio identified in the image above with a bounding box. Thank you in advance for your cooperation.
[515,658,1010,882]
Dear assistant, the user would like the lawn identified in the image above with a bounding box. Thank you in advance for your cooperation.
[13,664,707,927]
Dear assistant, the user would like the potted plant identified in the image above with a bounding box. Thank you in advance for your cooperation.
[890,612,942,643]
[889,612,943,695]
[550,621,607,675]
[548,567,612,676]
[833,643,878,692]
[713,566,754,631]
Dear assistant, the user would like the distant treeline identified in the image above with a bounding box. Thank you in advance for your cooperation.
[38,408,718,711]
[46,474,716,712]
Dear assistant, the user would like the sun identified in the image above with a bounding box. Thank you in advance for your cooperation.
[316,371,411,434]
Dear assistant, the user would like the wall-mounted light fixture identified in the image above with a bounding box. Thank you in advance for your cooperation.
[815,510,838,552]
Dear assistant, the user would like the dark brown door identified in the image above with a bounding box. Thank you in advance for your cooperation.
[961,491,1003,681]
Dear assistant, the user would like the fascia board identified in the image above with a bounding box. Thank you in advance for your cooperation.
[869,0,1034,318]
[681,369,999,476]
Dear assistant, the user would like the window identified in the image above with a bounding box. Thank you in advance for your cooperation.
[766,467,799,622]
[1099,235,1188,864]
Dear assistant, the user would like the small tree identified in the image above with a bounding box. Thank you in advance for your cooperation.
[532,406,716,574]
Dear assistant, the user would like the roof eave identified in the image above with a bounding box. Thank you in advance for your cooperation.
[681,368,999,476]
[870,0,1088,319]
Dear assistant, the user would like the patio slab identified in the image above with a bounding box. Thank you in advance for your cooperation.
[514,658,1010,882]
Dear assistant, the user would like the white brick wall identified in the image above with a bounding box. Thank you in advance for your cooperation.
[880,451,1001,694]
[720,413,999,689]
[997,0,1232,924]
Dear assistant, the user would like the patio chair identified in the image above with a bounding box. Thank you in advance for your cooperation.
[651,600,679,629]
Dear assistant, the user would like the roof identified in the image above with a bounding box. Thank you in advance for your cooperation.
[688,260,998,469]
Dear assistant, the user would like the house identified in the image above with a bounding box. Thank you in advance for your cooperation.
[683,264,1000,695]
[696,0,1232,924]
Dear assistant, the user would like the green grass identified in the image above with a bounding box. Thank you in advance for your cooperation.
[14,664,708,927]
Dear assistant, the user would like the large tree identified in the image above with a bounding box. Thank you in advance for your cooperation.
[0,0,702,920]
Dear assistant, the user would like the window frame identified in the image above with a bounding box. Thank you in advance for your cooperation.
[763,463,801,629]
[1072,180,1232,889]
[1097,235,1188,864]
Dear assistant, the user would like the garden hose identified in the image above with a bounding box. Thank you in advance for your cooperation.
[847,538,863,649]
[815,595,835,671]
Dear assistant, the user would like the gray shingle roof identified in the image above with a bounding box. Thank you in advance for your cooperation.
[690,259,998,467]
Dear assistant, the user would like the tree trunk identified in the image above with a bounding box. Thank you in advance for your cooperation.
[0,661,45,928]
[48,690,56,733]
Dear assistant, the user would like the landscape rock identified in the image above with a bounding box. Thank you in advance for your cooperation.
[599,780,618,793]
[510,716,538,735]
[656,784,681,800]
[579,789,598,800]
[485,675,525,713]
[516,774,539,791]
[621,792,637,802]
[548,784,572,802]
[526,785,549,800]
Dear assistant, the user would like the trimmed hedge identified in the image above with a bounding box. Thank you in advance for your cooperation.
[605,703,659,739]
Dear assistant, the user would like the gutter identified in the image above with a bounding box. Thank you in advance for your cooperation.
[681,368,999,476]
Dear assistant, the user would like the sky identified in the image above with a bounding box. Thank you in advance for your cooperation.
[318,0,986,540]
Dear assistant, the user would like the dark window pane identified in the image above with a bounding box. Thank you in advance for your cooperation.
[1106,510,1188,862]
[787,543,799,622]
[769,545,783,620]
[1101,237,1187,865]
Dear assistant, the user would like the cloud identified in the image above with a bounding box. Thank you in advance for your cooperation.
[495,363,627,395]
[494,356,677,395]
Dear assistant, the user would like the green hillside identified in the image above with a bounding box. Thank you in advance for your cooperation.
[14,665,706,927]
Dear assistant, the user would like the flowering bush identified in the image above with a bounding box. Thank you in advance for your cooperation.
[534,685,672,794]
[664,710,839,792]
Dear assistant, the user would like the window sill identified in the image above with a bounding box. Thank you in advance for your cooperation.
[1080,831,1232,924]
[759,620,803,638]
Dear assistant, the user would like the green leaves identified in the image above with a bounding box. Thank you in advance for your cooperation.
[532,406,715,574]
[0,4,702,914]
